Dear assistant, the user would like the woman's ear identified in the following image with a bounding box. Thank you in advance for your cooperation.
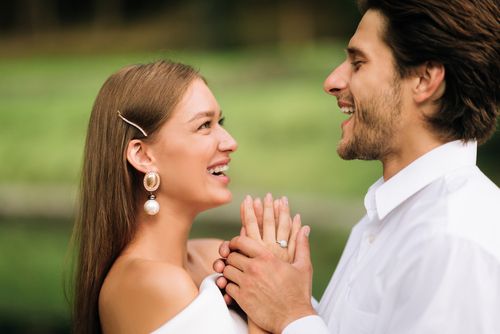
[413,61,446,104]
[126,139,155,174]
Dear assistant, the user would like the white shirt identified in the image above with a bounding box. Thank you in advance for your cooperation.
[284,140,500,334]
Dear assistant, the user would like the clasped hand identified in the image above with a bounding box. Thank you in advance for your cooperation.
[213,194,316,333]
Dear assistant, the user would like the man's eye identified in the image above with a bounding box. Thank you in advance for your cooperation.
[351,61,364,71]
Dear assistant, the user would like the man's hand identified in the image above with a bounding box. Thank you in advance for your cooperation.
[217,226,316,333]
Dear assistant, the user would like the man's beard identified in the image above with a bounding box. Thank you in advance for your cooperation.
[337,81,402,161]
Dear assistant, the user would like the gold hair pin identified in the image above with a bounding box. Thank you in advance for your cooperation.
[117,110,148,137]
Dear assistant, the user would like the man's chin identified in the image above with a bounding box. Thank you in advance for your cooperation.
[337,141,379,161]
[337,141,357,160]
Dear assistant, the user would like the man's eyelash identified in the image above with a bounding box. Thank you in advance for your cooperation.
[351,61,364,70]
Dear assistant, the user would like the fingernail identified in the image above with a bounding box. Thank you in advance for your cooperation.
[245,195,252,204]
[304,225,310,237]
[265,193,272,202]
[282,196,288,206]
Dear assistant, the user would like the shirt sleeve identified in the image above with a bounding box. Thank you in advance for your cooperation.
[281,297,331,334]
[377,235,500,334]
[282,315,330,334]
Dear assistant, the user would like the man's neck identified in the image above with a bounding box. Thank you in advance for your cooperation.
[381,135,445,181]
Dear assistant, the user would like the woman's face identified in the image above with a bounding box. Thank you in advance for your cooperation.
[149,78,238,212]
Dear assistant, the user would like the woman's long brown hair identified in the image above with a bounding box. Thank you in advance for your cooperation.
[70,60,200,334]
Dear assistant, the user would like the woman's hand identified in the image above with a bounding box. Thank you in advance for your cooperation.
[240,193,301,263]
[213,193,302,307]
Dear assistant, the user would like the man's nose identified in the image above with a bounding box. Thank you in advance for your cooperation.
[323,60,350,97]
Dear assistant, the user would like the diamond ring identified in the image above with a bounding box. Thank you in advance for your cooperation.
[276,240,288,248]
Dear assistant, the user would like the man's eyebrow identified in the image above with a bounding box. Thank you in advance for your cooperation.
[187,110,222,122]
[346,47,367,58]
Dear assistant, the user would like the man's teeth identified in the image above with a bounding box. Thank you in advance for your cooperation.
[340,106,355,115]
[208,165,229,175]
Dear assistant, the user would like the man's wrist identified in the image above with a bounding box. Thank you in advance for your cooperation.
[278,305,317,333]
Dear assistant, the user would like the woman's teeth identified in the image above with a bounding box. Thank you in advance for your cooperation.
[207,165,229,175]
[340,106,355,115]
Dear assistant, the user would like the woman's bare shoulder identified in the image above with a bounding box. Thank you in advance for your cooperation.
[99,258,198,334]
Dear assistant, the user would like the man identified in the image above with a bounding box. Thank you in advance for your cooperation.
[215,0,500,333]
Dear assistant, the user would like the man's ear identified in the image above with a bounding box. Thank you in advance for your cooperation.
[126,139,155,174]
[413,61,446,104]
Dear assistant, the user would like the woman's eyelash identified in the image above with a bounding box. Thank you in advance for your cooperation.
[199,121,211,129]
[198,117,225,130]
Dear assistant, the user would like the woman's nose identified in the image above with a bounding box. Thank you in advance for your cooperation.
[219,128,238,153]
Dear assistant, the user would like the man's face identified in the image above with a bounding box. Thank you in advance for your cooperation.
[323,10,404,161]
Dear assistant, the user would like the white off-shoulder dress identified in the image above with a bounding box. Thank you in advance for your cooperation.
[151,274,248,334]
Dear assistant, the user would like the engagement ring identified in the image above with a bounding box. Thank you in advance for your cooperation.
[276,240,288,248]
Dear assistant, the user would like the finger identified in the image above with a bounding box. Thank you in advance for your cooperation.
[225,282,241,301]
[223,293,233,305]
[240,226,247,237]
[276,197,292,246]
[243,195,261,240]
[229,236,267,258]
[226,251,251,272]
[288,214,302,261]
[273,199,280,222]
[262,193,276,243]
[213,258,226,273]
[223,265,244,286]
[253,197,264,235]
[240,200,245,234]
[219,240,230,258]
[293,226,312,270]
[216,275,228,289]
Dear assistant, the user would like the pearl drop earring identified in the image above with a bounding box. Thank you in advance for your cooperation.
[143,171,160,215]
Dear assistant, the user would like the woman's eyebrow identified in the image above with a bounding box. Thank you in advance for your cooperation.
[187,110,223,123]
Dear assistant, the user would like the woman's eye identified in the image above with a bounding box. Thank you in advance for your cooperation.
[199,121,211,130]
[218,117,225,126]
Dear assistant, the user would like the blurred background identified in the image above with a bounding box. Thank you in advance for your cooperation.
[0,0,498,332]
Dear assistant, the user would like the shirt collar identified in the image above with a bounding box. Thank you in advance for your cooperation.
[364,140,477,221]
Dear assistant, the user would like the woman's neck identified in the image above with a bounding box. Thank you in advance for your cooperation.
[125,199,198,268]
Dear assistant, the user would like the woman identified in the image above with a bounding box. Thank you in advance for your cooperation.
[72,60,301,333]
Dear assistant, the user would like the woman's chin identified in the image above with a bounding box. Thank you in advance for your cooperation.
[206,191,233,209]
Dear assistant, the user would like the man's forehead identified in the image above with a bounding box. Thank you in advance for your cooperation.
[347,10,387,58]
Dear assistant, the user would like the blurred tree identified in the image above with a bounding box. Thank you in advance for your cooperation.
[0,0,361,44]
[195,0,239,48]
[277,0,315,45]
[94,0,122,26]
[13,0,58,33]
